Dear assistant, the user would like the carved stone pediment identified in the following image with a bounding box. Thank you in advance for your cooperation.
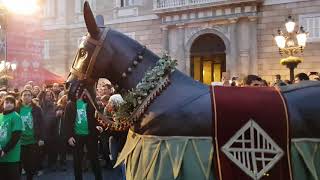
[153,0,263,14]
[155,0,262,25]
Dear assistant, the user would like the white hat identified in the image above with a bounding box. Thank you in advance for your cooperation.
[108,94,124,107]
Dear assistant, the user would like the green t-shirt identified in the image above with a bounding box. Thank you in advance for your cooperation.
[74,99,89,135]
[0,112,23,162]
[20,105,36,145]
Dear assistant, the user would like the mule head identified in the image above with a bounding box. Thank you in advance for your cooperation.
[67,1,112,101]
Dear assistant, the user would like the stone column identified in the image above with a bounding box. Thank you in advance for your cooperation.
[161,25,169,53]
[239,51,250,76]
[249,17,258,75]
[176,23,186,73]
[237,19,250,76]
[228,18,238,78]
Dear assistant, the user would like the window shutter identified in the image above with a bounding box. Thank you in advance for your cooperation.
[114,0,121,8]
[75,0,81,14]
[86,0,96,11]
[43,40,50,60]
[44,0,49,17]
[308,18,315,38]
[128,0,133,6]
[315,17,320,38]
[300,14,320,41]
[134,0,143,6]
[44,0,54,17]
[50,0,55,16]
[57,0,65,17]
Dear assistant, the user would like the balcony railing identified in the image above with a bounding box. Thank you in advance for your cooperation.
[153,0,225,10]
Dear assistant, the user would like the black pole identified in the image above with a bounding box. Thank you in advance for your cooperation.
[289,66,295,82]
[286,62,298,83]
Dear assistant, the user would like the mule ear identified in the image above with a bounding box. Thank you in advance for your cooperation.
[83,1,99,37]
[95,15,105,28]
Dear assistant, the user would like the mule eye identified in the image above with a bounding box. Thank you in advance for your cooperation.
[79,49,87,58]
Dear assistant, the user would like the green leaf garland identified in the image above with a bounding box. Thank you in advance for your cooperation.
[113,54,177,125]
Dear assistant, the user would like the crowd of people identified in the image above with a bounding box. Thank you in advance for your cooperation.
[0,80,126,180]
[223,72,320,87]
[0,71,319,180]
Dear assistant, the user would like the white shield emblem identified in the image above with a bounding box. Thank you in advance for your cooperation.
[221,119,284,180]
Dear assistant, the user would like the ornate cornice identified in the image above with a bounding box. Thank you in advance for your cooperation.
[154,0,262,14]
[159,3,259,25]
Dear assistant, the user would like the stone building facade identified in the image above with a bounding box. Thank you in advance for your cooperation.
[42,0,320,83]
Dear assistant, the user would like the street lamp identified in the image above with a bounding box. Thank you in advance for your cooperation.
[285,15,295,33]
[274,15,308,82]
[0,60,16,86]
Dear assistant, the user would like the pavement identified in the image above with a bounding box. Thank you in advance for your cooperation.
[21,160,123,180]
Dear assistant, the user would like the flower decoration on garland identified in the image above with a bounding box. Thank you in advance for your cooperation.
[112,54,177,126]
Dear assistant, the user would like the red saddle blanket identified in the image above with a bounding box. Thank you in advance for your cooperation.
[210,86,292,180]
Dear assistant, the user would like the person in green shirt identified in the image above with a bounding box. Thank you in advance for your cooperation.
[65,90,102,180]
[18,89,44,180]
[0,95,23,180]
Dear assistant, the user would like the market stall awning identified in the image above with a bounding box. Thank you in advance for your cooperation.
[40,68,65,84]
[10,67,65,87]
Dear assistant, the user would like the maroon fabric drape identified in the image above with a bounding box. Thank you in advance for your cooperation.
[211,86,292,180]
